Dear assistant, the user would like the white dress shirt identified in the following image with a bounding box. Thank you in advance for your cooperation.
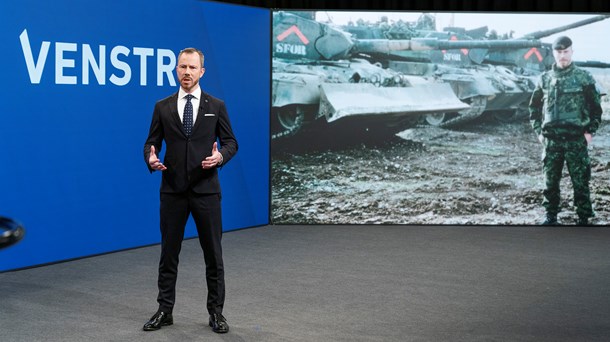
[177,86,202,125]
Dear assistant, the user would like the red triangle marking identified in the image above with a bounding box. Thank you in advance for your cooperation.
[524,47,543,62]
[277,25,309,45]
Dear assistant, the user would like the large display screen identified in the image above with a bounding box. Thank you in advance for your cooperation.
[0,0,270,272]
[271,11,610,225]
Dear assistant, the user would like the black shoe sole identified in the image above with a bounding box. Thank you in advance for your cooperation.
[209,321,229,333]
[143,321,173,331]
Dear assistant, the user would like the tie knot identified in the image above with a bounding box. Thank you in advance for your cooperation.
[185,94,194,101]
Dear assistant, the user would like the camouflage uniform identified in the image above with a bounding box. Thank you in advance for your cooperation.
[529,63,603,221]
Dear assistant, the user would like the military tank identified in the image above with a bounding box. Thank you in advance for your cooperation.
[341,13,610,126]
[272,11,542,139]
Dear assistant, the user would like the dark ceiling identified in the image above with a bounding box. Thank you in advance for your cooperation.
[213,0,609,12]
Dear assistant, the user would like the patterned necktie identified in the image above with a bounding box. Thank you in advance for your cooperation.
[183,94,194,136]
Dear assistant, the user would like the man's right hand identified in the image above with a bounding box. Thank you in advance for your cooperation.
[148,145,167,171]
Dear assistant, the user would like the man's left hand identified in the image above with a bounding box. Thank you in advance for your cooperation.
[585,132,593,145]
[202,142,223,169]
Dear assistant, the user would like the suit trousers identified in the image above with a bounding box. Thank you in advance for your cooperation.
[156,191,225,315]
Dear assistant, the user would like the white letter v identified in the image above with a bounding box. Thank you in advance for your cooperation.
[19,29,50,84]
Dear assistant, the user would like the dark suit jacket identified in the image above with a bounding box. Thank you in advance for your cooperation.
[144,90,238,194]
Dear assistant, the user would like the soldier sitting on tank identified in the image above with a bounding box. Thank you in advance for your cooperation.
[415,13,436,31]
[529,35,603,226]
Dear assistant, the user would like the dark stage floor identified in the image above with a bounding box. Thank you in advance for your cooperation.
[2,225,610,341]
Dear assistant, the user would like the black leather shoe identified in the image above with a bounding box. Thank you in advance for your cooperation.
[209,313,229,333]
[143,311,173,331]
[541,215,558,225]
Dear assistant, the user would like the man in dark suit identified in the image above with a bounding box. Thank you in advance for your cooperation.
[142,47,238,334]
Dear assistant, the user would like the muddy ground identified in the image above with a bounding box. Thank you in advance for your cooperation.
[271,109,610,226]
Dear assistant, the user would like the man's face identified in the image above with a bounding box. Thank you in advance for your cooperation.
[553,46,573,69]
[176,52,205,92]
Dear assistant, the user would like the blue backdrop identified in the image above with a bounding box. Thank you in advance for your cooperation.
[0,0,270,272]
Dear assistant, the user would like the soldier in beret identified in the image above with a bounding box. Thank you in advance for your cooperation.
[529,35,603,225]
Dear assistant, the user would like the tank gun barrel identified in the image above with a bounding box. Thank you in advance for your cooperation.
[353,38,542,54]
[519,15,610,39]
[574,60,610,68]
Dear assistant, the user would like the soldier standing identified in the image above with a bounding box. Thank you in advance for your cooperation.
[529,36,603,225]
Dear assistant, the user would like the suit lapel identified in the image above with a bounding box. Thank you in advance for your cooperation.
[168,92,186,136]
